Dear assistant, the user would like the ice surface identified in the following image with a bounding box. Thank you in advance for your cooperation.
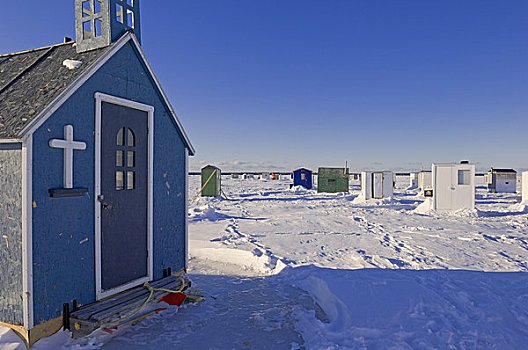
[5,175,527,349]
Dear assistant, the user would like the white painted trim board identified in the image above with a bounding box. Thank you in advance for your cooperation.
[21,135,33,329]
[94,92,154,300]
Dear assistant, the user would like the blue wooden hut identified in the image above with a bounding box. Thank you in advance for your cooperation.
[292,168,313,189]
[0,0,194,344]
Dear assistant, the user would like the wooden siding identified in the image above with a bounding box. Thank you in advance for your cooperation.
[0,149,24,324]
[317,168,349,193]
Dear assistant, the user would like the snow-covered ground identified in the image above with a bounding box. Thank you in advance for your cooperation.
[3,175,528,349]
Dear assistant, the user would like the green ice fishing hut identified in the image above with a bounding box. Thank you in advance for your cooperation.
[317,167,349,193]
[201,165,221,197]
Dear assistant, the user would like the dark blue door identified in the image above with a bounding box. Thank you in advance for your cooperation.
[101,101,148,291]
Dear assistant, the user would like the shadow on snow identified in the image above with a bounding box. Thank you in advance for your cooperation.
[84,266,528,349]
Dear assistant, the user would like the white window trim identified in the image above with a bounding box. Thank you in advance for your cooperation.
[94,92,154,300]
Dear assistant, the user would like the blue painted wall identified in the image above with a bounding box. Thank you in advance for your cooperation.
[293,168,312,189]
[31,41,188,324]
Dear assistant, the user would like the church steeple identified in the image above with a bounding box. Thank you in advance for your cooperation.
[75,0,141,53]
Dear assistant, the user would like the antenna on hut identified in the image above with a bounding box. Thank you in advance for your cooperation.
[344,161,347,175]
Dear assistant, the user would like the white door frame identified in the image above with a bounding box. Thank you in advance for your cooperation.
[94,92,154,300]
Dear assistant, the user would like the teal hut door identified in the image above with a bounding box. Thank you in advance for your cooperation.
[100,101,149,293]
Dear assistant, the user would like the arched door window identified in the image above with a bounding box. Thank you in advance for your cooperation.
[115,127,136,190]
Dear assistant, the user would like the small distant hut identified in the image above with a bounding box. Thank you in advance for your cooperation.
[292,168,313,189]
[201,165,221,197]
[231,174,239,179]
[317,167,349,193]
[418,170,432,191]
[409,172,418,188]
[485,168,517,193]
[432,163,475,211]
[522,171,528,204]
[361,171,393,199]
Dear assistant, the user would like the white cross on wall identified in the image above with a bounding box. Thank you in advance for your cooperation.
[49,125,87,189]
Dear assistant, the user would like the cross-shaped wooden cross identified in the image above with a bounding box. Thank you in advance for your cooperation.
[49,125,87,189]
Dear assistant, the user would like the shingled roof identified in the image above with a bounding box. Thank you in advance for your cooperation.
[0,42,109,139]
[489,168,517,173]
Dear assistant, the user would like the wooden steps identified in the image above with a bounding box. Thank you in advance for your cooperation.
[70,275,186,338]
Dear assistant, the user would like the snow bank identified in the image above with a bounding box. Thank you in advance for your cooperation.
[351,193,394,205]
[287,185,313,194]
[190,245,286,275]
[413,199,478,217]
[508,203,528,213]
[413,197,432,214]
[351,192,366,203]
[281,266,528,349]
[188,204,231,222]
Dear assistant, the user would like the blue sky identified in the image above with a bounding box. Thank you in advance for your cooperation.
[1,1,527,172]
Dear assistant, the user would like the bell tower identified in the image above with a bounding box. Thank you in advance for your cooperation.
[75,0,141,53]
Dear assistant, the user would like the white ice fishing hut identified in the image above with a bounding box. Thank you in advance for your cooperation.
[484,168,517,193]
[361,171,393,199]
[418,170,432,191]
[522,171,528,204]
[409,172,418,188]
[432,163,475,211]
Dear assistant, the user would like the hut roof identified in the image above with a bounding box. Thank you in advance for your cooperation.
[489,168,516,174]
[0,32,195,155]
[293,168,312,173]
[0,42,107,138]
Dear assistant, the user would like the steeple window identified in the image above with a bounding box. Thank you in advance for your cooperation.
[94,0,102,13]
[94,18,102,37]
[116,4,123,23]
[127,9,135,29]
[82,1,91,16]
[83,21,92,39]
